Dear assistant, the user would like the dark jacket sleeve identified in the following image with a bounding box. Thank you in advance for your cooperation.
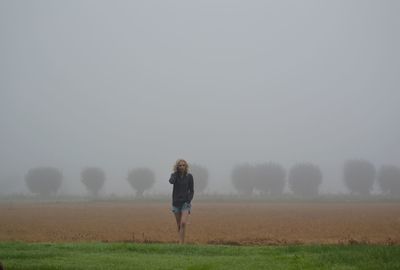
[187,174,194,203]
[169,172,177,184]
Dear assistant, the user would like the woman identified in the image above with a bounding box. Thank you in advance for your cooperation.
[169,159,194,244]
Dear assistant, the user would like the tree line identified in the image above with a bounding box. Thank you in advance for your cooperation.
[23,164,209,197]
[22,160,400,198]
[232,160,400,197]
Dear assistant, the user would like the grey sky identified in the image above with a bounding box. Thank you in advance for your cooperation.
[1,0,399,194]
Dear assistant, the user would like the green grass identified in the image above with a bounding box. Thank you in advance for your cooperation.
[0,242,399,270]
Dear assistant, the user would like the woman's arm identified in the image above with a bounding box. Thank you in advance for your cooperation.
[169,172,177,184]
[187,174,194,202]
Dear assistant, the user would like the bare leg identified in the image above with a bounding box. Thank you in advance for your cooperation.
[179,211,190,244]
[174,212,182,233]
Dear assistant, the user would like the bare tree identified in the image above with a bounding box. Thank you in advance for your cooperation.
[288,163,322,198]
[25,167,63,196]
[127,167,155,198]
[254,162,286,196]
[343,159,376,195]
[231,163,255,196]
[189,163,209,194]
[378,165,400,197]
[81,167,106,197]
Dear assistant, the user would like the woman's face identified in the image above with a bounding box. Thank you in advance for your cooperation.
[177,161,186,173]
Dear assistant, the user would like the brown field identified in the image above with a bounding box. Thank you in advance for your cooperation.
[1,201,400,245]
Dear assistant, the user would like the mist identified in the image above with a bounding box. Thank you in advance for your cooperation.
[1,0,399,196]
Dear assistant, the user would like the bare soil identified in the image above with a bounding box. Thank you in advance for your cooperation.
[1,202,399,245]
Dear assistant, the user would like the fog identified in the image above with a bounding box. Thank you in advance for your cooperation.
[1,0,399,196]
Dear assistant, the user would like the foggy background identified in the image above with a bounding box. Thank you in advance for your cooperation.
[1,0,399,196]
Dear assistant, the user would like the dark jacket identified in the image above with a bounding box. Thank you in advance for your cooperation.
[169,172,194,207]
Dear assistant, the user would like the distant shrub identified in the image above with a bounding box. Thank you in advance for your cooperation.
[343,159,376,195]
[81,167,106,197]
[231,163,255,196]
[127,168,155,197]
[25,167,63,196]
[189,164,209,194]
[288,163,322,197]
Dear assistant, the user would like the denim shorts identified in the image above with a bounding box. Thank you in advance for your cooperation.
[172,202,191,213]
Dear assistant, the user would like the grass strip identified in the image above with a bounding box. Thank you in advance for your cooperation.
[0,242,399,270]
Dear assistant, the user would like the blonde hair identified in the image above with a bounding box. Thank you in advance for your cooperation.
[173,159,189,174]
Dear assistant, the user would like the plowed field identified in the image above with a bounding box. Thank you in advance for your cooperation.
[1,202,399,245]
